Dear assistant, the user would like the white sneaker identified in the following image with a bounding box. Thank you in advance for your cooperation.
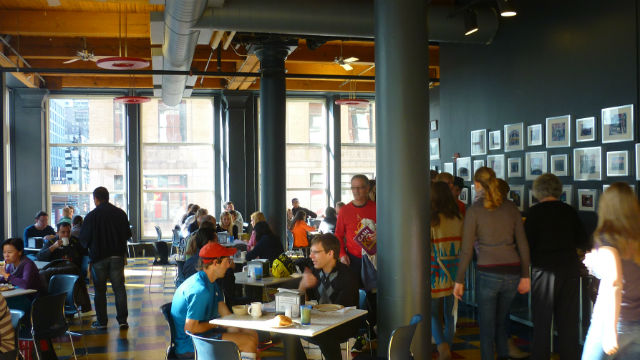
[75,310,96,318]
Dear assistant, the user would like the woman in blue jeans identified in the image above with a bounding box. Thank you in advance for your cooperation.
[582,183,640,359]
[453,167,530,360]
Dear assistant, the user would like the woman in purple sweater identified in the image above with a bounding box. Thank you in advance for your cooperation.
[0,238,43,293]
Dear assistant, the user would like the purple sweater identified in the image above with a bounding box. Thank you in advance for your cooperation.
[2,257,43,293]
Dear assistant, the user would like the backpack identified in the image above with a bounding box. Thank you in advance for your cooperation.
[271,253,295,278]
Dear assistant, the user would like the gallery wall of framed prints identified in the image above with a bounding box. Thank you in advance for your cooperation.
[447,103,638,213]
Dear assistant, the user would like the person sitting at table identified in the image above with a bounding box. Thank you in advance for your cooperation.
[318,206,337,234]
[0,238,44,316]
[58,205,74,225]
[184,216,216,260]
[70,215,83,239]
[181,204,200,237]
[171,242,258,360]
[23,211,56,245]
[290,211,315,250]
[36,222,93,313]
[219,211,239,239]
[187,208,208,234]
[289,233,360,360]
[180,203,195,225]
[247,212,266,251]
[245,221,283,263]
[224,201,245,230]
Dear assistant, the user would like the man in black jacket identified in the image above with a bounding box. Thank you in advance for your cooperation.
[291,198,317,219]
[80,187,131,330]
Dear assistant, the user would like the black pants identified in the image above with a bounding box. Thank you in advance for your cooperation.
[286,318,362,360]
[531,267,580,360]
[347,253,377,328]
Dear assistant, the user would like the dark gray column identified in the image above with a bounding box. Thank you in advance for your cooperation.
[126,104,141,242]
[0,73,5,238]
[375,0,430,359]
[244,96,258,216]
[250,39,296,244]
[222,92,250,219]
[213,96,223,218]
[11,88,48,238]
[328,95,341,205]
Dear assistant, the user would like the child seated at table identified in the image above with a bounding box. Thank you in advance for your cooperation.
[290,211,315,251]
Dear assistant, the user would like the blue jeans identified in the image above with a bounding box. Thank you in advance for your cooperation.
[476,271,519,360]
[91,256,128,325]
[582,320,640,360]
[431,295,455,345]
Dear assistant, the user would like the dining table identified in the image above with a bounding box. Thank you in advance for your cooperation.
[210,305,367,360]
[1,287,37,299]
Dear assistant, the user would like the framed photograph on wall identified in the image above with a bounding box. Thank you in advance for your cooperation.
[576,117,596,142]
[487,154,505,179]
[444,162,454,174]
[546,115,571,148]
[504,123,524,152]
[574,147,602,181]
[577,189,597,211]
[456,157,472,181]
[528,188,540,208]
[525,151,548,181]
[430,138,440,160]
[606,150,629,177]
[473,159,485,175]
[489,130,501,150]
[602,104,634,143]
[550,154,569,177]
[508,185,524,211]
[471,129,487,156]
[459,187,469,204]
[507,157,522,178]
[561,185,573,205]
[637,143,640,181]
[430,120,438,132]
[527,124,543,146]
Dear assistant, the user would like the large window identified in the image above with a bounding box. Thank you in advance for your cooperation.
[48,98,127,224]
[141,99,214,238]
[340,102,376,202]
[286,99,327,216]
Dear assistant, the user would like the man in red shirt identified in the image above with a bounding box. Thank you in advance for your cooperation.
[335,175,377,270]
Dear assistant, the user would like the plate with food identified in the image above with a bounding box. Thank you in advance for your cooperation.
[269,315,294,328]
[313,304,344,312]
[0,284,14,291]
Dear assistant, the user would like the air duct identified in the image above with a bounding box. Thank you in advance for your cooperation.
[193,0,499,44]
[161,0,209,106]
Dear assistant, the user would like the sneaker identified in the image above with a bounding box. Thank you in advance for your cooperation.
[119,323,129,330]
[75,310,96,318]
[91,321,107,329]
[350,335,366,353]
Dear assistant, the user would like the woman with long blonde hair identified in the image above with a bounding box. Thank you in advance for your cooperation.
[582,182,640,359]
[453,167,530,360]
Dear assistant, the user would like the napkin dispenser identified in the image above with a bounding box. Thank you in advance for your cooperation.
[275,289,304,317]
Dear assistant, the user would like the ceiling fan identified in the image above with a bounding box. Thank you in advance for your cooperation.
[63,38,108,64]
[334,41,358,71]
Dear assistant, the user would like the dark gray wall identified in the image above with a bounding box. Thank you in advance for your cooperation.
[438,0,638,229]
[11,88,49,237]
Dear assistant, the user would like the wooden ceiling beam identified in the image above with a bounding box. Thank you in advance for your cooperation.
[0,10,149,38]
[245,79,376,92]
[8,36,151,60]
[43,76,227,90]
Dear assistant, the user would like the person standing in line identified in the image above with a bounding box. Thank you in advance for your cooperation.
[453,167,530,360]
[430,181,463,360]
[80,187,131,330]
[525,174,587,360]
[582,183,640,359]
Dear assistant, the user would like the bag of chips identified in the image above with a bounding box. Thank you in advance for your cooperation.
[271,253,295,278]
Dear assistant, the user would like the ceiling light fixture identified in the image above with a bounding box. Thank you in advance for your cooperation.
[497,0,517,17]
[97,4,149,70]
[464,10,479,36]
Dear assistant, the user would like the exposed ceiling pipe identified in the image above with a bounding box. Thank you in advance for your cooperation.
[193,0,499,44]
[161,0,209,106]
[210,30,225,50]
[222,31,236,50]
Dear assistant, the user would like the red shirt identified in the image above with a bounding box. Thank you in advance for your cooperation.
[456,199,466,216]
[335,200,376,258]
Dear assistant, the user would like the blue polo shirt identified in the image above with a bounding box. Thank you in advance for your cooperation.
[171,271,224,355]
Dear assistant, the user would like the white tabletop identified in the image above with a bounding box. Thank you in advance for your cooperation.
[1,288,37,298]
[210,308,367,337]
[33,261,50,270]
[234,272,302,287]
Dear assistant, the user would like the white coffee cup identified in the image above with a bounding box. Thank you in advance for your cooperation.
[61,237,69,246]
[248,302,262,318]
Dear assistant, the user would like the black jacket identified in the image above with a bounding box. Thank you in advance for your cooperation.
[292,206,317,219]
[245,234,284,263]
[80,202,131,262]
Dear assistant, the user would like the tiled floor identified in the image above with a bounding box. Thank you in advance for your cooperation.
[40,258,533,360]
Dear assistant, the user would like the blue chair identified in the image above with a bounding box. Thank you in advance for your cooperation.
[387,314,423,360]
[186,330,241,360]
[10,309,24,359]
[48,274,80,317]
[160,302,178,360]
[30,292,82,360]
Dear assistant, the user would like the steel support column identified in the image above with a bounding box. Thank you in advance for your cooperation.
[222,92,250,219]
[375,0,430,358]
[328,95,341,205]
[213,96,223,217]
[126,103,141,242]
[251,39,296,245]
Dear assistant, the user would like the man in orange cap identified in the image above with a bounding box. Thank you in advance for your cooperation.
[171,242,258,359]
